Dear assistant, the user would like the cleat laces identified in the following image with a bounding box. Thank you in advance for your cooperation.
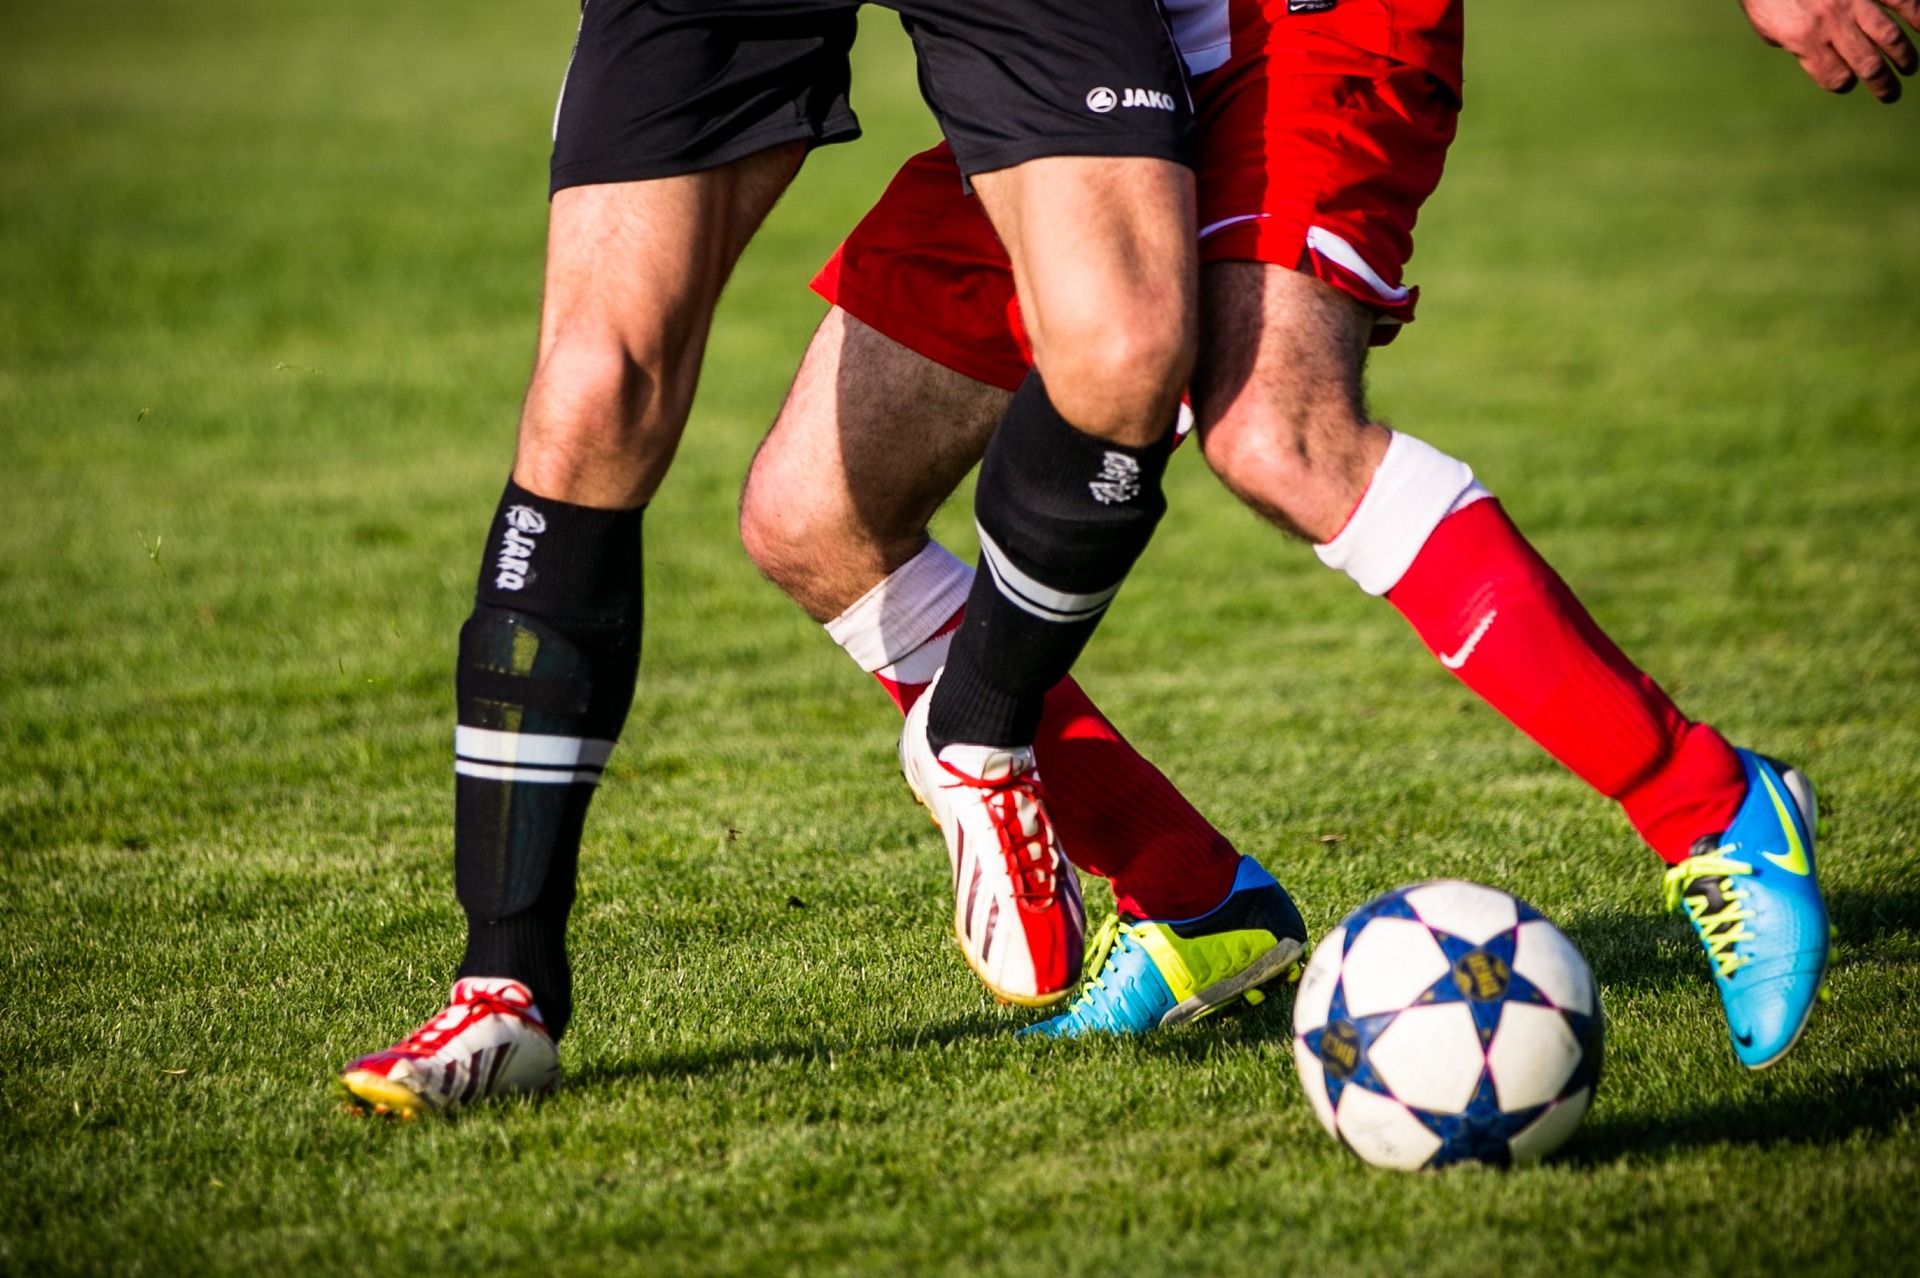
[390,988,536,1058]
[1062,915,1132,1015]
[1664,852,1757,979]
[942,761,1060,912]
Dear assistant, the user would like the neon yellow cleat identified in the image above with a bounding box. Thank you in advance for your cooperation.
[1022,856,1307,1037]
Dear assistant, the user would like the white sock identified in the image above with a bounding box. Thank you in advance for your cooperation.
[824,541,974,686]
[1315,431,1490,596]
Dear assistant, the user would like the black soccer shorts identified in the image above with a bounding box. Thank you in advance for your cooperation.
[549,0,1195,195]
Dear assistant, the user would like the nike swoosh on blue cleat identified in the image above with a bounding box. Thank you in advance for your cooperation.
[1020,856,1308,1039]
[1662,749,1831,1070]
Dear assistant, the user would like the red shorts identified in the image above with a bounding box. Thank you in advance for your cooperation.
[812,9,1459,392]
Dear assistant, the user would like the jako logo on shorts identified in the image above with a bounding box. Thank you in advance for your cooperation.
[1120,88,1176,111]
[1085,87,1118,113]
[495,505,547,590]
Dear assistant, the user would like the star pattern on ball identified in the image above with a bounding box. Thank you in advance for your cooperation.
[1296,882,1604,1170]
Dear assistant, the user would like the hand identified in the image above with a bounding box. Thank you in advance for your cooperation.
[1740,0,1920,101]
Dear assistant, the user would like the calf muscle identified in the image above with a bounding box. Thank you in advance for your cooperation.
[1194,261,1389,544]
[742,309,1009,621]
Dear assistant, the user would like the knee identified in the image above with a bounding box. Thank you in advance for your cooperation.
[737,442,863,597]
[526,290,710,433]
[737,457,813,587]
[1198,398,1384,543]
[740,451,919,624]
[526,332,662,433]
[1031,292,1195,444]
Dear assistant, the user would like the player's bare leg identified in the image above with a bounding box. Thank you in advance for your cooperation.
[743,307,1006,620]
[1195,261,1829,1068]
[1191,262,1384,543]
[1192,260,1746,857]
[971,157,1198,447]
[341,146,807,1116]
[742,308,1302,1025]
[520,144,807,508]
[855,156,1199,1004]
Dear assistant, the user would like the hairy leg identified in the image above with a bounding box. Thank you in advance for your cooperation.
[740,308,1241,920]
[742,308,1009,621]
[1192,261,1385,541]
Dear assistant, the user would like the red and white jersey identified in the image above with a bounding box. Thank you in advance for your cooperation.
[1164,0,1464,94]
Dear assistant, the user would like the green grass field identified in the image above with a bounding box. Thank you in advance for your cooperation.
[4,0,1918,1272]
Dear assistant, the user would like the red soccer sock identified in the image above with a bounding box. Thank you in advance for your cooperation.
[1385,498,1747,863]
[829,543,1240,919]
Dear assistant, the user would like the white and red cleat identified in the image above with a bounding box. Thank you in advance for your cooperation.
[339,978,559,1118]
[900,674,1085,1006]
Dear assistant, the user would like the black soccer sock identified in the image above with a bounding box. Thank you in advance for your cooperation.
[452,478,643,1042]
[928,371,1173,752]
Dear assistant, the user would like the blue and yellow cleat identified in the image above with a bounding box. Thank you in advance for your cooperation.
[1663,749,1830,1070]
[1020,856,1308,1038]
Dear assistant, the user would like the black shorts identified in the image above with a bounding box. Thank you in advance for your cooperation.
[550,0,1195,194]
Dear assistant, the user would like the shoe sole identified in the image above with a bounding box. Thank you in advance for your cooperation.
[951,911,1077,1008]
[1159,937,1308,1029]
[1741,1006,1814,1071]
[339,1066,561,1116]
[338,1070,431,1120]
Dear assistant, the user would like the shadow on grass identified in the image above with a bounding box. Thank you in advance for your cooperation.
[565,986,1310,1097]
[1825,886,1920,947]
[1569,1065,1920,1163]
[1558,908,1693,994]
[561,887,1919,1108]
[1558,886,1920,998]
[565,1009,1011,1091]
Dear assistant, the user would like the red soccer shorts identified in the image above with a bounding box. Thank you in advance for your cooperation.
[813,21,1459,392]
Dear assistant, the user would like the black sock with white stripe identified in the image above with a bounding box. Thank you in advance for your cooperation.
[452,479,642,1041]
[928,371,1172,752]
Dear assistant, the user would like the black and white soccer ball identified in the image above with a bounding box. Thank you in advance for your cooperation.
[1291,880,1604,1170]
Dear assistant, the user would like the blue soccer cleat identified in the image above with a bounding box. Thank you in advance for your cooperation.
[1020,856,1308,1038]
[1663,749,1831,1070]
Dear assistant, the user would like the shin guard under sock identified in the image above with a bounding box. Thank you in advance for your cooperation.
[929,371,1173,751]
[829,542,1239,919]
[453,479,643,1039]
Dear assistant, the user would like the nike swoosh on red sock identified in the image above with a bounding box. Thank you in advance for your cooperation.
[1440,609,1497,669]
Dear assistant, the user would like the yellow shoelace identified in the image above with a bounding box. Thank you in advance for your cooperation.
[1662,853,1757,979]
[1065,915,1130,1012]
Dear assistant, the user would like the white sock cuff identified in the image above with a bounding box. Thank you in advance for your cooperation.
[824,541,975,673]
[1314,432,1490,596]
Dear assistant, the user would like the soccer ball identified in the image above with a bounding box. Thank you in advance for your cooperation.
[1291,880,1604,1170]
